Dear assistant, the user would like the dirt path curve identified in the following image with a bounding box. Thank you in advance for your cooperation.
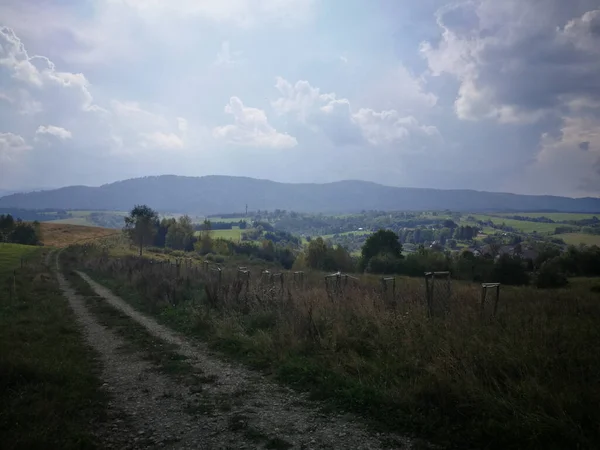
[61,266,416,450]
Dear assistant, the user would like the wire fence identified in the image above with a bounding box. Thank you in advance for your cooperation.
[66,243,504,322]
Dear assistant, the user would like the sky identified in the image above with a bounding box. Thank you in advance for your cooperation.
[0,0,599,198]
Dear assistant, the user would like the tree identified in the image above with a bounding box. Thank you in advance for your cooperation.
[124,205,159,256]
[360,229,403,271]
[195,219,213,255]
[165,215,195,250]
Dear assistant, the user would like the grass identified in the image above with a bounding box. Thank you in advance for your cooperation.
[0,245,107,449]
[464,214,557,234]
[195,228,245,241]
[47,217,99,226]
[554,233,600,246]
[0,242,39,267]
[39,223,120,247]
[65,244,600,450]
[494,212,600,221]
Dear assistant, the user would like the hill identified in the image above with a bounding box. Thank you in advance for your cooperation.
[1,175,600,214]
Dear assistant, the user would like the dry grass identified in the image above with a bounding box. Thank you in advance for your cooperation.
[62,244,600,449]
[39,223,120,248]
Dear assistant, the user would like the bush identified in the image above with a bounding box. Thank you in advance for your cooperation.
[535,258,569,289]
[492,254,529,286]
[366,253,402,274]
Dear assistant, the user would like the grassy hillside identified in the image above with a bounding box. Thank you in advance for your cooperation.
[554,233,600,246]
[39,223,120,247]
[2,175,600,213]
[0,246,107,448]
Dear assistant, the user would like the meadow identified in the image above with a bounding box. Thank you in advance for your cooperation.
[494,212,600,221]
[554,233,600,247]
[62,243,600,450]
[195,227,244,241]
[464,214,558,234]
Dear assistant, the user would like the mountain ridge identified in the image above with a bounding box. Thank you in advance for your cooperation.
[1,175,599,214]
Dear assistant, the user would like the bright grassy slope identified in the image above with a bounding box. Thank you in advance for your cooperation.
[0,243,39,271]
[494,212,599,221]
[195,228,245,241]
[464,214,557,234]
[554,233,600,246]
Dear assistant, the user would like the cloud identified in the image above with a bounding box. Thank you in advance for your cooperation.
[213,96,298,149]
[421,1,600,122]
[272,77,439,148]
[0,25,102,138]
[140,132,185,150]
[35,125,72,140]
[0,132,30,161]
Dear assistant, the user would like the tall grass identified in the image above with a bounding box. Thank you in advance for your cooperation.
[62,244,600,449]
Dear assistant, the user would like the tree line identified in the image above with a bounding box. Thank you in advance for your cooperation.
[0,214,42,245]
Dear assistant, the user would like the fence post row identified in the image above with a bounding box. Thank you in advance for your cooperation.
[480,283,501,319]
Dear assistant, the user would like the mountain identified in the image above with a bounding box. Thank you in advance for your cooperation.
[0,175,599,214]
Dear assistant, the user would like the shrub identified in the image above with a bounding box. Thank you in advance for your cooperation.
[536,258,569,289]
[365,253,402,274]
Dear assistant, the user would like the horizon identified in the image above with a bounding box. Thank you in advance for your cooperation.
[1,1,599,197]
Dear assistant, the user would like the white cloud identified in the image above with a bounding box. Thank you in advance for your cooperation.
[272,77,439,148]
[35,125,72,140]
[0,132,30,161]
[140,132,185,150]
[213,96,298,149]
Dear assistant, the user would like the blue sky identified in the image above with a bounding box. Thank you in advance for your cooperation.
[1,0,599,197]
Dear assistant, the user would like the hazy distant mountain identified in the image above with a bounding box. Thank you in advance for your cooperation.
[0,175,599,214]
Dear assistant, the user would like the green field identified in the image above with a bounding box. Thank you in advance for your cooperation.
[464,214,557,234]
[554,233,600,246]
[494,212,599,221]
[47,217,99,226]
[0,243,39,268]
[195,228,244,241]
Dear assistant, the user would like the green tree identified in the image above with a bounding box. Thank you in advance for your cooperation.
[360,229,403,271]
[195,219,213,255]
[165,215,195,250]
[306,237,329,270]
[124,205,159,256]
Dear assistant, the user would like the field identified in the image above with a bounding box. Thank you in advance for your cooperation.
[494,212,600,221]
[0,244,106,448]
[464,214,558,234]
[554,233,600,246]
[196,227,244,241]
[39,223,121,247]
[0,242,40,267]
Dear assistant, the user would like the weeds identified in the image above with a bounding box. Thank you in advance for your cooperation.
[61,244,600,449]
[0,246,107,450]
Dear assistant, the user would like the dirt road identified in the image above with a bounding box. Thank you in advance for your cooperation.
[56,257,416,449]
